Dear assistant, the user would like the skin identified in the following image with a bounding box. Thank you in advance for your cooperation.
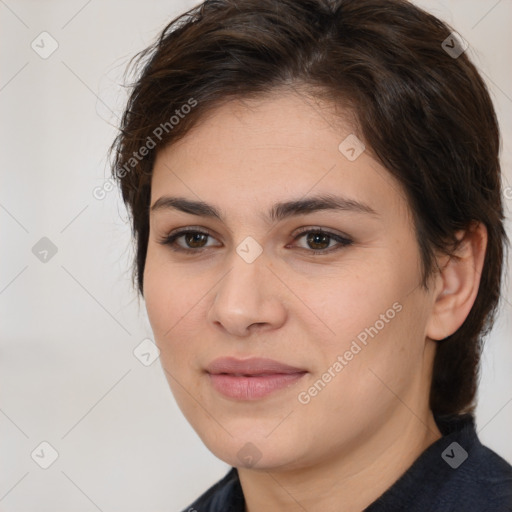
[143,89,487,512]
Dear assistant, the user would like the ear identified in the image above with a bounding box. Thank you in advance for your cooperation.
[426,222,488,341]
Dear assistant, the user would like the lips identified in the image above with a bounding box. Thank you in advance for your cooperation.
[205,356,306,376]
[205,357,308,400]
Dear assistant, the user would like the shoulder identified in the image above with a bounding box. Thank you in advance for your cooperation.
[434,427,512,511]
[458,442,512,510]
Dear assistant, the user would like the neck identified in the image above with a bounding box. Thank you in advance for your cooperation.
[238,409,442,512]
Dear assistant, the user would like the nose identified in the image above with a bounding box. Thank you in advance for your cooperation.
[207,249,287,338]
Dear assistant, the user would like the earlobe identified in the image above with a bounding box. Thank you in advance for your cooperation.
[426,222,488,341]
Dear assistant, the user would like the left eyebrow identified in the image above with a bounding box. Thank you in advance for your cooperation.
[149,193,379,223]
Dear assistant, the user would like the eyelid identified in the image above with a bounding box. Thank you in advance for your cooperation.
[292,225,351,240]
[165,225,218,239]
[161,225,350,241]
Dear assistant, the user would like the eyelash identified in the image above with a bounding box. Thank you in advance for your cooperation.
[157,227,353,255]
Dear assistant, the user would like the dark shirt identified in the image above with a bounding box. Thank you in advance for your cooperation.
[181,414,512,511]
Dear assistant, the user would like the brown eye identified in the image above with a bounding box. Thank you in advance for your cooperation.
[292,228,353,254]
[159,227,353,255]
[183,232,209,248]
[305,232,331,250]
[158,229,219,253]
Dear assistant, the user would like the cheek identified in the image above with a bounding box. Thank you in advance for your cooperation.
[143,264,205,418]
[321,288,430,413]
[143,253,200,357]
[300,299,425,442]
[143,254,170,336]
[309,266,400,350]
[308,257,425,390]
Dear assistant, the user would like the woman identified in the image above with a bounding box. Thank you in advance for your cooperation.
[110,0,512,510]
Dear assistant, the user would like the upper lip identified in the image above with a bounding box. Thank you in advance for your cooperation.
[206,357,307,375]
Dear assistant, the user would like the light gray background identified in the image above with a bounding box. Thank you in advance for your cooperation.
[1,0,511,510]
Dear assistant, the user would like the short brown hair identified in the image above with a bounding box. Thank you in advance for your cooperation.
[109,0,509,417]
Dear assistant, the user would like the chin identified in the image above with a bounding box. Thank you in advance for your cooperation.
[201,431,307,472]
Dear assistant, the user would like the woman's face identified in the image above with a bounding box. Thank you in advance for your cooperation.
[143,90,441,471]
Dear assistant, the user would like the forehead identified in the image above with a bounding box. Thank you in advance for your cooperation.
[150,90,411,224]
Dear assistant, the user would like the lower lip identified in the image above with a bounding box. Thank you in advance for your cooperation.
[208,372,307,400]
